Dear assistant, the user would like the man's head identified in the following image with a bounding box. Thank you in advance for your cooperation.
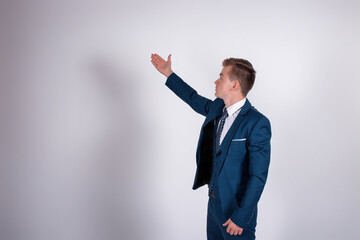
[214,58,256,100]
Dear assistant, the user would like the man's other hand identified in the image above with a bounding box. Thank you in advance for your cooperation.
[151,53,173,78]
[223,218,243,236]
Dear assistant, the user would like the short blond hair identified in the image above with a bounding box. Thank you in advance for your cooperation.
[222,58,256,96]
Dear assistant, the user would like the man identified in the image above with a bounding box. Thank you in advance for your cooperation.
[151,53,271,240]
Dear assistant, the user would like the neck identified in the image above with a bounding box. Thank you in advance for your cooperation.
[223,95,245,108]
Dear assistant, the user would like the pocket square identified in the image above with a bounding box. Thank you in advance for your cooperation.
[232,138,246,142]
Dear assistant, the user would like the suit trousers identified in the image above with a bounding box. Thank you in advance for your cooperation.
[207,196,256,240]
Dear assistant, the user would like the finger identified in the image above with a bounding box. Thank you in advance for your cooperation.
[154,53,163,59]
[230,228,234,235]
[226,226,231,233]
[153,54,164,62]
[167,54,172,63]
[151,54,158,61]
[223,219,230,226]
[152,56,160,64]
[233,229,238,236]
[151,59,157,66]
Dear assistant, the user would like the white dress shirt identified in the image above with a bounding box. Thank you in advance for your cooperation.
[218,98,246,145]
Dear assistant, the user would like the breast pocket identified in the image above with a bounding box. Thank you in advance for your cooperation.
[229,138,247,153]
[232,138,246,142]
[225,138,248,172]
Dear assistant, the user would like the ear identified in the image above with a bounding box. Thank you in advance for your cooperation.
[232,80,241,91]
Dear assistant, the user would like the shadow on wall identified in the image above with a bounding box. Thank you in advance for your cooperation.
[0,53,148,240]
[84,57,144,240]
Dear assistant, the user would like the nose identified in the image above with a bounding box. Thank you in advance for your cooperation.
[214,79,219,85]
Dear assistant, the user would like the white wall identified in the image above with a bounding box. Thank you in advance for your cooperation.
[1,0,359,239]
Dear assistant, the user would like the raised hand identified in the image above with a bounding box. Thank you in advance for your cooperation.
[151,53,173,78]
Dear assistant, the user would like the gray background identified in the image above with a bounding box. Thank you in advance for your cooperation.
[1,0,359,239]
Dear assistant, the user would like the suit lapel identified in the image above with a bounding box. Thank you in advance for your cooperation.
[216,99,252,175]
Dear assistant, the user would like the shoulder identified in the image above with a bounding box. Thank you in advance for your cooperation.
[244,104,271,137]
[248,106,270,124]
[246,107,271,142]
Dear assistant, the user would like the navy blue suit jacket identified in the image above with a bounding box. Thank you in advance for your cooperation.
[165,72,271,230]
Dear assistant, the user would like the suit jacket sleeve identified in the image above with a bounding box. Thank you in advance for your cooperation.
[165,72,213,117]
[230,116,272,229]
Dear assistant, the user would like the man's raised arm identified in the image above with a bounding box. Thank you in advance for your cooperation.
[150,53,214,116]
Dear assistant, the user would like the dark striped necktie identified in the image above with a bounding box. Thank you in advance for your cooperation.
[215,108,228,152]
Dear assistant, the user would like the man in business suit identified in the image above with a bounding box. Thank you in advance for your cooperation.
[151,53,271,240]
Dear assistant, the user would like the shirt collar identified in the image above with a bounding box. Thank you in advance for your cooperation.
[225,98,246,116]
